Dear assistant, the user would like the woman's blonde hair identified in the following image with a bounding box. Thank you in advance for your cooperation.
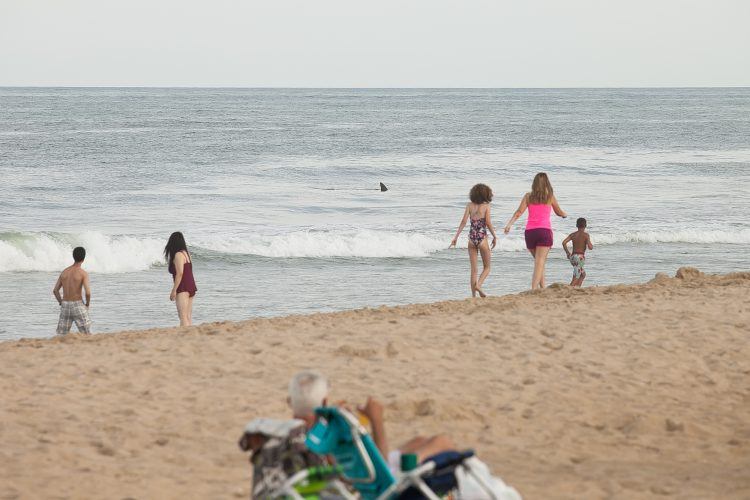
[528,172,553,204]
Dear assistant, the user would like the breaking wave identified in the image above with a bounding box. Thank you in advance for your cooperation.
[1,228,748,273]
[0,232,164,273]
[194,230,446,259]
[594,228,750,245]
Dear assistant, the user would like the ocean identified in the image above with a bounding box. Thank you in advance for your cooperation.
[1,88,748,340]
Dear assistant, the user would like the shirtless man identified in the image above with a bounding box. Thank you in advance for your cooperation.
[562,218,594,287]
[53,246,92,334]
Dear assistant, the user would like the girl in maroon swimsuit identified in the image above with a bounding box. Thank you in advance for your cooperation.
[164,231,197,326]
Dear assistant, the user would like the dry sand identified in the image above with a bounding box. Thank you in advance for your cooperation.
[1,268,749,499]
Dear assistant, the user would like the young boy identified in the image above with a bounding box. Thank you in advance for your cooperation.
[562,218,593,287]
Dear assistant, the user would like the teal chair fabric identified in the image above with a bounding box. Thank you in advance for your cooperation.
[305,407,396,499]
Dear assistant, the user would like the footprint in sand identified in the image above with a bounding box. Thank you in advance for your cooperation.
[414,399,436,416]
[335,345,377,358]
[665,418,684,432]
[385,342,399,358]
[542,339,564,351]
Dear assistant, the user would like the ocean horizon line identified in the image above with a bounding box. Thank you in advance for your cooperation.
[2,85,749,90]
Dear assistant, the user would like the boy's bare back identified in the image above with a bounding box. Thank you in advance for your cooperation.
[56,266,89,302]
[569,230,591,254]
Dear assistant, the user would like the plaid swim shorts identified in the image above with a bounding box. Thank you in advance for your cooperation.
[57,301,92,335]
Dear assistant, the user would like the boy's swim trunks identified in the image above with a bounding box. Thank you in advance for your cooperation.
[570,253,585,279]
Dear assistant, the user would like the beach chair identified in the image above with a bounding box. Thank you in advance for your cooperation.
[305,407,516,500]
[275,464,357,500]
[239,418,355,499]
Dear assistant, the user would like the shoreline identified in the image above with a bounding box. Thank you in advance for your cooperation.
[1,267,749,499]
[7,265,748,346]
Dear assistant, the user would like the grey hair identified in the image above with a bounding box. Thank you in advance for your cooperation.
[288,370,330,417]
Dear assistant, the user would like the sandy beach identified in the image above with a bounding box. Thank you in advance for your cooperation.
[1,267,748,499]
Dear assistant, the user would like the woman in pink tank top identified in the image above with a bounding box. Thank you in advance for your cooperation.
[503,173,567,289]
[164,231,197,326]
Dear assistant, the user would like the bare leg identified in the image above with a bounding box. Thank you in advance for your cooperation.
[399,436,428,451]
[531,246,551,289]
[475,239,491,297]
[401,434,454,463]
[175,292,191,326]
[570,275,576,286]
[187,295,194,324]
[578,270,586,287]
[468,244,479,297]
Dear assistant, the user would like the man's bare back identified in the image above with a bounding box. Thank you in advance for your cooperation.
[53,247,92,335]
[54,265,90,305]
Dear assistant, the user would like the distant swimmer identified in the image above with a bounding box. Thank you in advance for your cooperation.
[52,246,92,335]
[380,182,388,192]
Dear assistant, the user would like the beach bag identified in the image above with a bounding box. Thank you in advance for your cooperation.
[455,456,523,500]
[240,418,326,499]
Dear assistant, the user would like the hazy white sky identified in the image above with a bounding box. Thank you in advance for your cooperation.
[1,0,748,87]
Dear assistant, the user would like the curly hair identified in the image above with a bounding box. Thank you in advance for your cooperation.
[469,183,493,204]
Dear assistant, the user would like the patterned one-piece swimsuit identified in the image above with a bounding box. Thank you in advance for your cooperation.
[469,218,487,247]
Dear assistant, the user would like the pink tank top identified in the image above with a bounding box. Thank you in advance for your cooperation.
[526,204,552,230]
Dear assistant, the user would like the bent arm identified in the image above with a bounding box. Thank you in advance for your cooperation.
[360,397,389,458]
[369,413,388,459]
[486,205,497,239]
[561,234,572,257]
[504,194,528,232]
[587,234,594,250]
[53,275,63,305]
[452,205,471,242]
[171,253,185,293]
[551,196,567,218]
[82,272,91,307]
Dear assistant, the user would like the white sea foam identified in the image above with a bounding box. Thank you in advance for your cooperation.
[198,227,750,258]
[594,229,750,245]
[195,230,447,259]
[2,228,748,272]
[471,228,750,251]
[0,232,164,273]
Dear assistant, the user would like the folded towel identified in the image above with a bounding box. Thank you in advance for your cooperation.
[455,456,523,500]
[243,418,305,439]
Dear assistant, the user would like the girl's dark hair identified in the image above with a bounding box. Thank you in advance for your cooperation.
[469,183,493,204]
[164,231,188,264]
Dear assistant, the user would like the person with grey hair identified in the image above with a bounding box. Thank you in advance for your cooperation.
[241,371,519,499]
[287,370,453,475]
[239,370,330,498]
[287,370,331,424]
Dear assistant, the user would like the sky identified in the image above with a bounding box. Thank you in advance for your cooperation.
[1,0,748,87]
